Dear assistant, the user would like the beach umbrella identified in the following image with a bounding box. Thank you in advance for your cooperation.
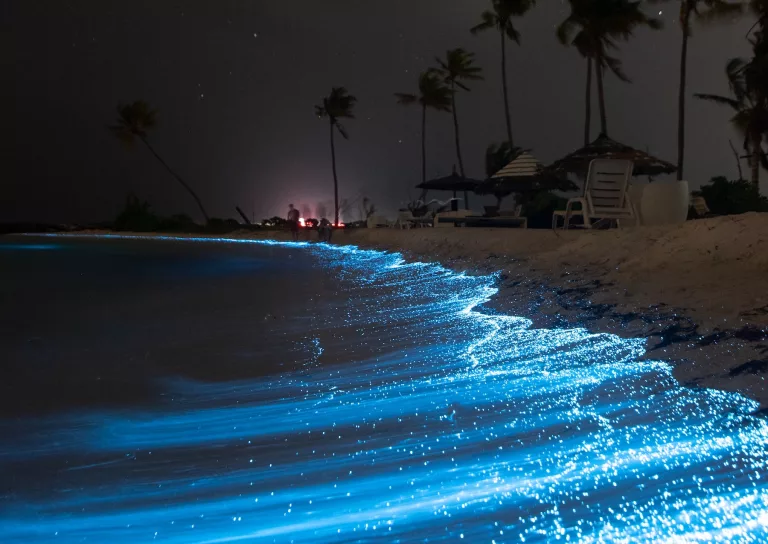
[476,152,577,204]
[416,167,483,209]
[548,133,677,177]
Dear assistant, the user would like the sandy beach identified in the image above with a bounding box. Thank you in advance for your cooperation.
[205,213,768,408]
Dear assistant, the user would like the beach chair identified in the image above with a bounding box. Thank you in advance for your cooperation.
[552,159,635,229]
[691,195,710,217]
[394,210,416,229]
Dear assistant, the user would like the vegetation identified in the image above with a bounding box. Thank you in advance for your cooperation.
[695,176,768,214]
[315,87,357,226]
[110,101,210,223]
[471,0,535,147]
[557,0,662,139]
[483,142,523,206]
[395,71,453,184]
[671,0,743,181]
[110,2,768,227]
[434,48,484,208]
[696,58,768,186]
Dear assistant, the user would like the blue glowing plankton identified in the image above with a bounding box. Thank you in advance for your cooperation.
[1,234,767,543]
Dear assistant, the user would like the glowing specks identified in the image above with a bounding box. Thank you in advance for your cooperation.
[3,233,768,543]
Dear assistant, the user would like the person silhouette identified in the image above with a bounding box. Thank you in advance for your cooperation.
[287,204,300,241]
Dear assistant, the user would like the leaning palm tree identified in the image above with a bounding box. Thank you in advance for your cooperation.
[315,87,357,225]
[696,58,768,187]
[471,0,536,147]
[670,0,743,181]
[110,101,210,223]
[557,0,662,138]
[395,71,453,184]
[435,48,484,208]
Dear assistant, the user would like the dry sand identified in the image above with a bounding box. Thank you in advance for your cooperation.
[80,214,768,408]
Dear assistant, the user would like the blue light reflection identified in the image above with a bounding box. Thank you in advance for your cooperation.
[2,233,768,543]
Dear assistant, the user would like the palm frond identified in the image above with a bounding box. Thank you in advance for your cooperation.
[395,93,418,106]
[694,92,742,110]
[471,10,497,34]
[603,54,631,83]
[696,0,744,25]
[335,122,350,140]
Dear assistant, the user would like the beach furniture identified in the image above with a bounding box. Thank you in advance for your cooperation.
[366,215,391,228]
[691,195,710,217]
[552,159,636,229]
[434,209,473,227]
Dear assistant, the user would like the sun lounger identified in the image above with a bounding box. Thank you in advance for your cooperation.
[552,159,636,229]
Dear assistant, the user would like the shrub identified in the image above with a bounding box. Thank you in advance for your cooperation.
[114,194,159,232]
[696,177,768,216]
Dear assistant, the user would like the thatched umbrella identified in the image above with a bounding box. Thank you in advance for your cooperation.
[416,167,483,209]
[549,133,676,177]
[476,152,577,207]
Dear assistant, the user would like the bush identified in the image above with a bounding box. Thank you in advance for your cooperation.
[156,214,199,232]
[696,176,768,215]
[520,190,569,229]
[114,194,159,232]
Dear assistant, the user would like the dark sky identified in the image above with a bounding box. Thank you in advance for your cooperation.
[4,1,758,224]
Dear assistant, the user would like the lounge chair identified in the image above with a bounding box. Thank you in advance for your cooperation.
[552,159,636,229]
[366,215,390,228]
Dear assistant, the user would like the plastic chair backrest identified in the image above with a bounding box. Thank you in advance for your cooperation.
[585,159,634,210]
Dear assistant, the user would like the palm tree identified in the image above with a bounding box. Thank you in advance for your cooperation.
[315,87,357,225]
[435,48,484,209]
[110,101,210,223]
[471,0,536,147]
[673,0,743,182]
[395,71,453,184]
[696,58,768,187]
[557,0,662,139]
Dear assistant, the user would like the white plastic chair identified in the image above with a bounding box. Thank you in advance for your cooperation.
[553,159,636,229]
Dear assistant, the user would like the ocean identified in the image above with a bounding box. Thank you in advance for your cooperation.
[1,234,767,542]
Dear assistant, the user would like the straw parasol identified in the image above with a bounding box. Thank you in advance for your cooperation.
[416,167,483,209]
[476,151,577,204]
[548,133,676,177]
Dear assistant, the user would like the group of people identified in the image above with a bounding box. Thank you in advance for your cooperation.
[287,204,333,243]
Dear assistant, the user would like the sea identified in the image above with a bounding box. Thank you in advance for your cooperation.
[0,234,767,543]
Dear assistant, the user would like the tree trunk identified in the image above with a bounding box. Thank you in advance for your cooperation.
[450,81,470,210]
[500,29,514,147]
[751,134,761,187]
[729,139,744,181]
[421,103,427,184]
[677,9,690,181]
[330,120,339,225]
[595,52,608,135]
[584,56,593,145]
[140,136,210,224]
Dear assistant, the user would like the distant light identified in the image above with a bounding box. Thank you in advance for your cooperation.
[299,218,306,227]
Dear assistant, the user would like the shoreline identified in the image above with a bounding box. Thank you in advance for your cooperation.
[12,216,768,408]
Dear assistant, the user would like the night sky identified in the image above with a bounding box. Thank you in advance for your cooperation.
[4,1,759,224]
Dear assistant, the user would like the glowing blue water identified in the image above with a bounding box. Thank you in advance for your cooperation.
[1,234,768,542]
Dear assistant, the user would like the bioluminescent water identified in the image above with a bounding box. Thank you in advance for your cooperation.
[1,234,767,543]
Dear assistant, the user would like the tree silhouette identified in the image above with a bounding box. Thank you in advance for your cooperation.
[395,71,453,184]
[671,0,743,181]
[471,0,536,147]
[557,0,662,138]
[435,48,484,209]
[696,58,768,188]
[315,87,357,225]
[110,100,210,223]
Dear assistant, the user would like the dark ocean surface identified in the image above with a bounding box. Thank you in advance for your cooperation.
[0,234,767,543]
